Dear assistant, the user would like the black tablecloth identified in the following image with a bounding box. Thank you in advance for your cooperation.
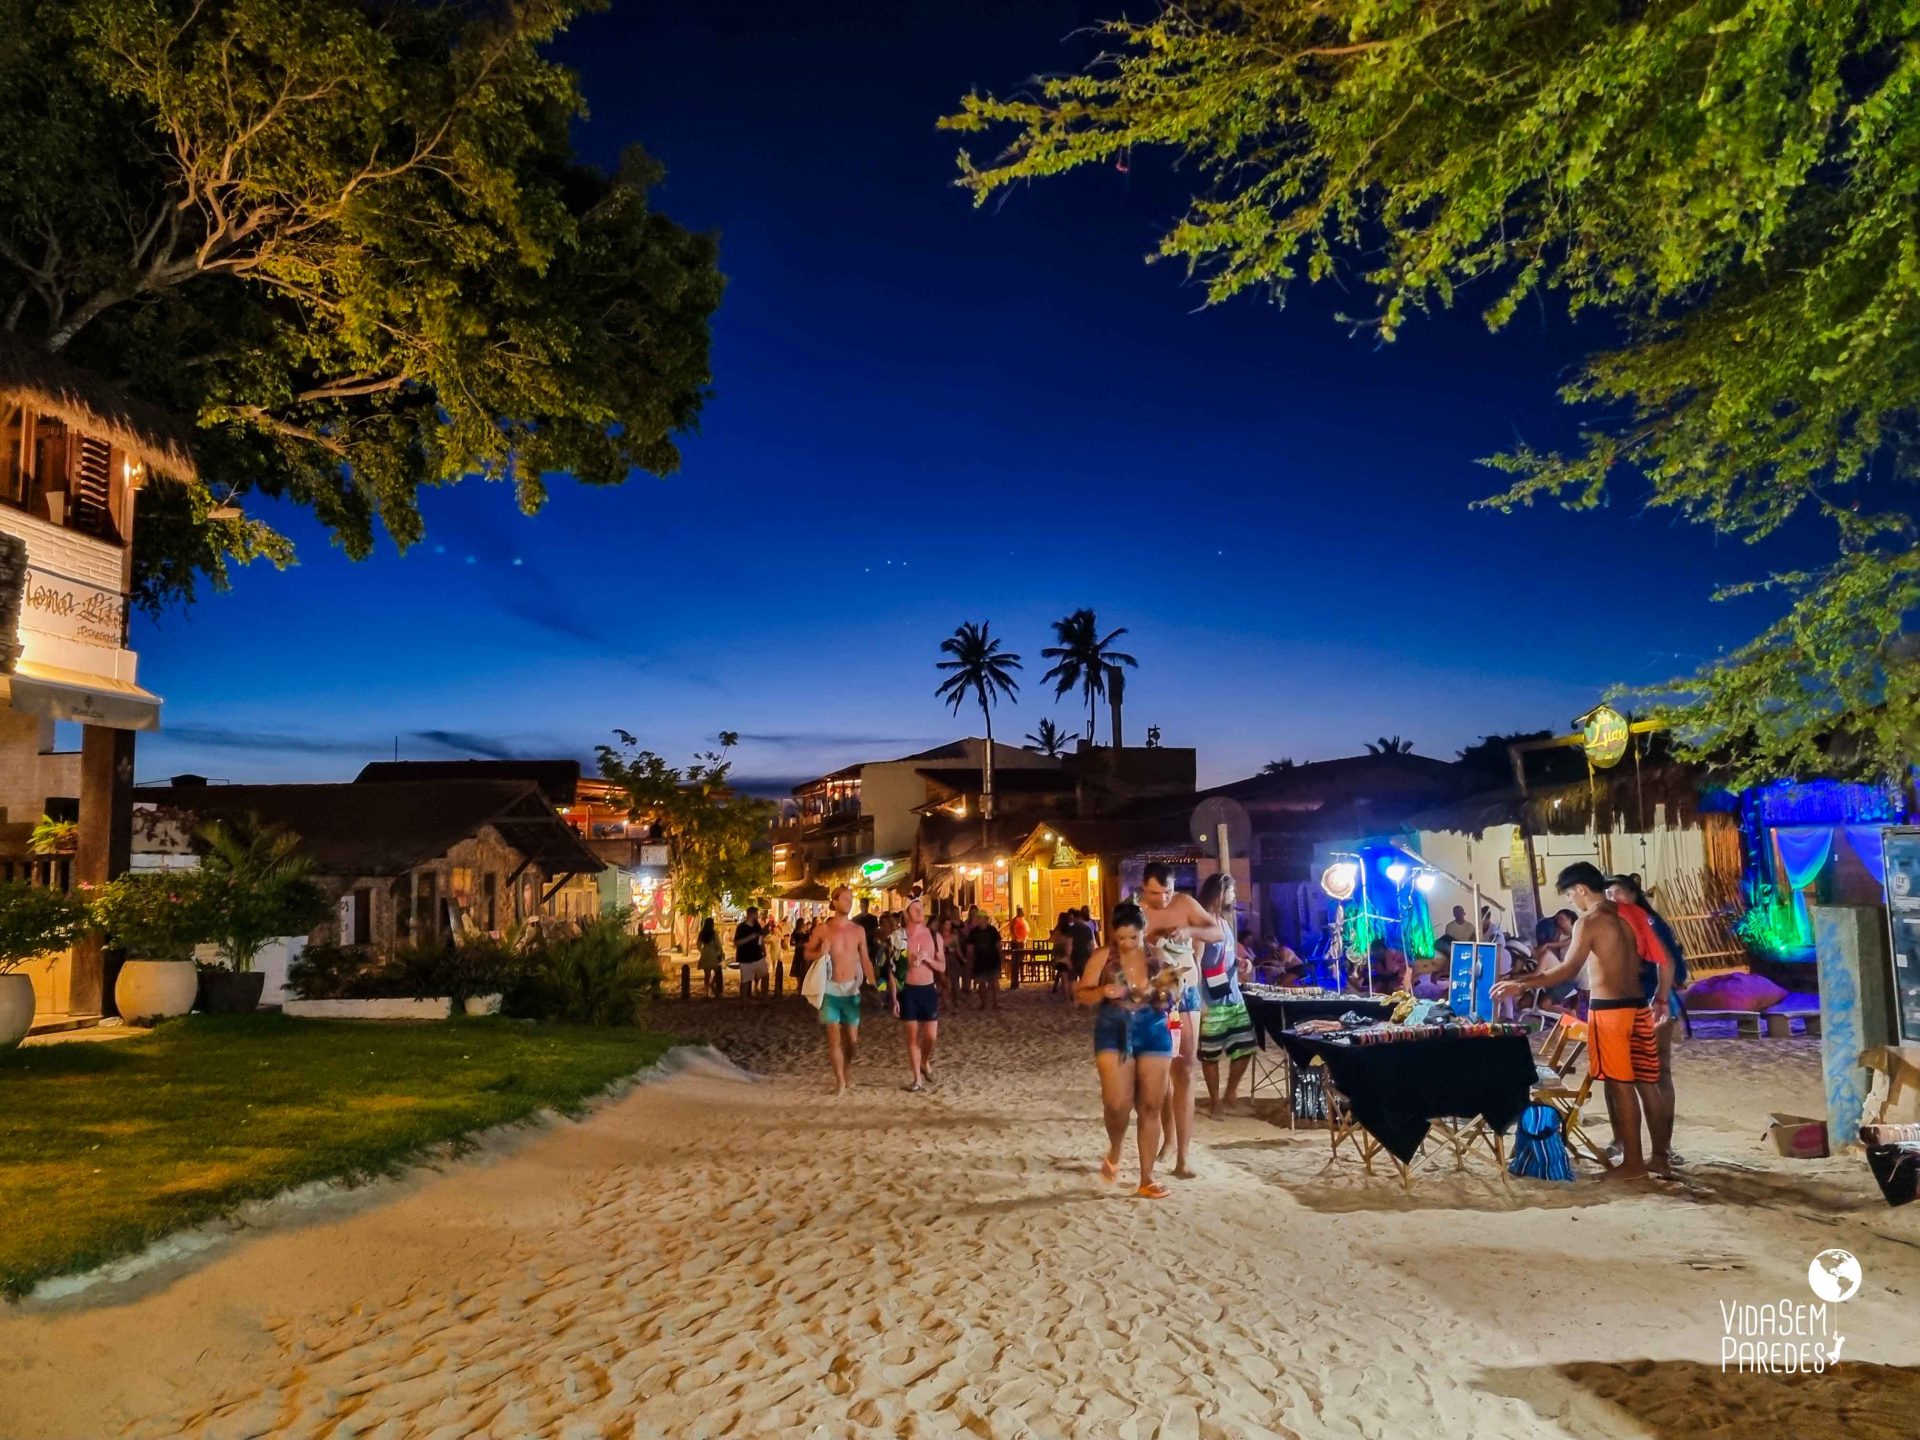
[1244,994,1393,1047]
[1278,1031,1536,1163]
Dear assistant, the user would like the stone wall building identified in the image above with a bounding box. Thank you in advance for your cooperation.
[133,778,607,978]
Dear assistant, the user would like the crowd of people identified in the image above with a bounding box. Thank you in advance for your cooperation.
[691,858,1692,1190]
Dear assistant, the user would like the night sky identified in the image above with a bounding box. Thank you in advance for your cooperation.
[131,1,1826,793]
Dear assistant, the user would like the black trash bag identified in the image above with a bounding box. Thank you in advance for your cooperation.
[1861,1124,1920,1208]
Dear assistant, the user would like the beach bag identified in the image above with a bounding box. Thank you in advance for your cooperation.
[1509,1103,1575,1182]
[801,950,828,1009]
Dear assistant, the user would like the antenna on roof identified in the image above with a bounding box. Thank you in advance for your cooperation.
[393,735,399,761]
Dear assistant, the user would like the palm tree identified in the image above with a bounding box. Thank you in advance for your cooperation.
[1024,718,1074,758]
[1365,735,1415,756]
[1262,758,1297,774]
[196,813,330,973]
[935,621,1023,821]
[1041,608,1137,746]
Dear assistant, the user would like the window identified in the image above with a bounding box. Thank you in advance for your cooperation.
[415,871,438,943]
[0,409,124,541]
[0,406,24,506]
[70,436,117,540]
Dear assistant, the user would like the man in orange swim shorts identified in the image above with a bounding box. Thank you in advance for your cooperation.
[1494,861,1673,1179]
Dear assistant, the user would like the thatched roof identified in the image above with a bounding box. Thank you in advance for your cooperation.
[0,336,199,483]
[1408,762,1719,837]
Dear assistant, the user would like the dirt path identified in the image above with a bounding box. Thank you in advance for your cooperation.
[3,993,1916,1438]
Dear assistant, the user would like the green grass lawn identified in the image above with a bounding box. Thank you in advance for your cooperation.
[0,1014,678,1297]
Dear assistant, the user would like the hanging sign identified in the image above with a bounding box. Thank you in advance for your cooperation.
[859,858,888,881]
[1581,705,1630,769]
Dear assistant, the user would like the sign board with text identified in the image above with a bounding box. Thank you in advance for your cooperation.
[21,566,125,651]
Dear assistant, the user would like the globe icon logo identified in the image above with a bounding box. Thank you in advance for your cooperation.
[1809,1248,1862,1303]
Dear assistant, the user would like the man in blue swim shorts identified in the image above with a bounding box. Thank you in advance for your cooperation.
[804,884,877,1094]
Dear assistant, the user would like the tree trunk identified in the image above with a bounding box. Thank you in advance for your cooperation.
[981,701,996,824]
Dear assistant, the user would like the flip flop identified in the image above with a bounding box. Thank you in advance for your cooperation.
[1099,1156,1119,1183]
[903,1082,924,1093]
[1136,1182,1171,1200]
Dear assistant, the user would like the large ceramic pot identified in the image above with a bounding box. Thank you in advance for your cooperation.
[0,971,34,1050]
[115,959,200,1024]
[197,968,266,1015]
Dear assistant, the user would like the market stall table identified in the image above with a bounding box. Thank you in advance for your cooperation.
[1279,1028,1536,1184]
[1242,990,1395,1112]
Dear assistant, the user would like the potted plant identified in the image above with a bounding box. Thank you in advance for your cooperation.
[194,815,330,1014]
[91,871,215,1023]
[29,814,78,856]
[0,882,90,1049]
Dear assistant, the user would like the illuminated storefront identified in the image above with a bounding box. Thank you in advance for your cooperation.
[1010,825,1104,934]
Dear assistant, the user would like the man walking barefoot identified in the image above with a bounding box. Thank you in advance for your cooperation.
[1494,862,1674,1178]
[1138,863,1224,1179]
[806,885,876,1094]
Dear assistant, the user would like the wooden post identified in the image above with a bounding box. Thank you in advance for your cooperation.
[70,724,133,1016]
[775,960,785,995]
[679,963,691,1001]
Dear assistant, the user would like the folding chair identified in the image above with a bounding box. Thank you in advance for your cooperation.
[1319,1065,1414,1188]
[1531,1026,1607,1166]
[1247,1033,1290,1105]
[1534,1016,1585,1085]
[1428,1113,1506,1170]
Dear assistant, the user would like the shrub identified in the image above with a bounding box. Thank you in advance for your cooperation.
[286,940,520,1006]
[284,943,377,1000]
[0,882,90,972]
[90,871,217,961]
[503,919,659,1025]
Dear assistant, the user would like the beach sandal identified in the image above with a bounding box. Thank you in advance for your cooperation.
[903,1081,924,1093]
[1136,1182,1172,1200]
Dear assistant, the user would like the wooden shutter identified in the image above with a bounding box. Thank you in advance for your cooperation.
[71,437,115,538]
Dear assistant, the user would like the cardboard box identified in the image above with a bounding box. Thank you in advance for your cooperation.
[1766,1113,1831,1159]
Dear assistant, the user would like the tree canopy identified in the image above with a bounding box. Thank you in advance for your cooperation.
[946,1,1920,783]
[0,0,722,612]
[596,733,772,922]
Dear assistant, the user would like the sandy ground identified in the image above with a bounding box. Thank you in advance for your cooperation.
[3,990,1917,1439]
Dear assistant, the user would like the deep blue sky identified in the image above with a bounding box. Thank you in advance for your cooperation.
[132,1,1821,792]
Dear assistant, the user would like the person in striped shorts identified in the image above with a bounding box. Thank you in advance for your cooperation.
[1195,873,1258,1118]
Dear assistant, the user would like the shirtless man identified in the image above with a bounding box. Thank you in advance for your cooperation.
[1493,862,1674,1178]
[1137,862,1225,1180]
[805,884,876,1094]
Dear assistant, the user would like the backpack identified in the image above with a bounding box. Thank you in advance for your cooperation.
[1508,1102,1575,1182]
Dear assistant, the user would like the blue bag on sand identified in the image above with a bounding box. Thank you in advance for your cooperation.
[1509,1102,1575,1182]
